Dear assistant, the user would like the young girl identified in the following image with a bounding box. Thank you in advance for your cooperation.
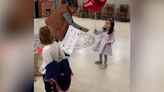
[39,26,66,92]
[94,18,115,69]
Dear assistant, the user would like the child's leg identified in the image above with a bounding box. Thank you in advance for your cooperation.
[95,54,103,64]
[99,54,103,62]
[42,75,58,92]
[42,75,51,92]
[100,55,108,69]
[104,55,108,65]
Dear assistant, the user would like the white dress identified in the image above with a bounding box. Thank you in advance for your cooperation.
[94,28,115,56]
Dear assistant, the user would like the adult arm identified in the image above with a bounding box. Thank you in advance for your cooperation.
[63,13,83,30]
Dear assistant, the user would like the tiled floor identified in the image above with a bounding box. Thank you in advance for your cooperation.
[34,17,130,92]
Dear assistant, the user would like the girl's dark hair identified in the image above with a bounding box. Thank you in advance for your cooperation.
[108,21,115,34]
[39,26,53,45]
[104,18,115,35]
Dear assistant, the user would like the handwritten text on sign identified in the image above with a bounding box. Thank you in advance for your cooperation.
[60,25,81,55]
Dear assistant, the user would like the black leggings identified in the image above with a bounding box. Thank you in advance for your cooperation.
[42,75,58,92]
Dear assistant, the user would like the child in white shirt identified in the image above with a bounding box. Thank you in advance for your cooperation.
[39,26,66,92]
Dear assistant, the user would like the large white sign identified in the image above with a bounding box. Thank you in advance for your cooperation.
[60,25,81,55]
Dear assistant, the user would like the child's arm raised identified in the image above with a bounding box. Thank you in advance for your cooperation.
[94,28,103,35]
[63,13,89,32]
[58,42,66,61]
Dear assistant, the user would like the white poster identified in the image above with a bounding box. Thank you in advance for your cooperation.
[60,25,81,55]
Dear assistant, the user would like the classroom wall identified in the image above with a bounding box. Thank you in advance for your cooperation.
[78,0,129,6]
[108,0,130,17]
[78,0,130,18]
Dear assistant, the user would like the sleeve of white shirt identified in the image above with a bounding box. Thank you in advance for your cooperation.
[51,41,66,62]
[39,48,46,74]
[39,63,46,74]
[39,52,46,74]
[39,46,52,74]
[58,42,66,61]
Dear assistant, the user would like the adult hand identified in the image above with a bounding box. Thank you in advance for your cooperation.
[82,28,89,32]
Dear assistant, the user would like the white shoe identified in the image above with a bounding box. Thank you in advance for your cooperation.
[100,64,108,69]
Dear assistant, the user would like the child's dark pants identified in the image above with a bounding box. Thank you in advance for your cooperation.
[42,75,58,92]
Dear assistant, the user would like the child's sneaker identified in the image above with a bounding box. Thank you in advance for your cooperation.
[100,64,108,69]
[95,61,103,64]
